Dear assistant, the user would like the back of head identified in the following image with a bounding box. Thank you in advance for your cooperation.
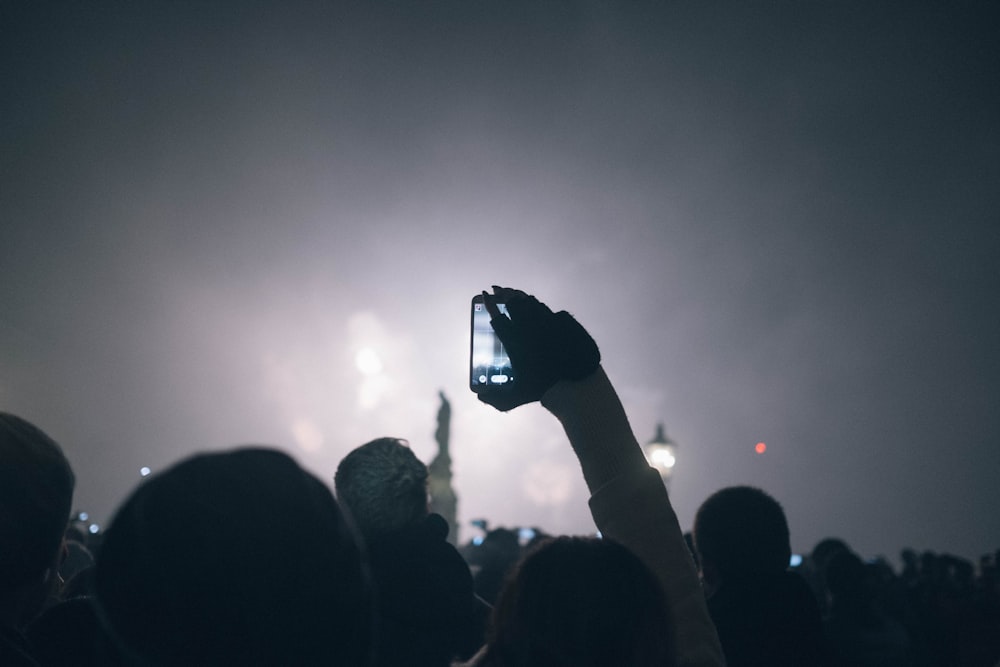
[95,447,373,666]
[694,486,791,583]
[486,536,674,667]
[334,438,428,542]
[825,550,870,604]
[811,537,851,574]
[0,413,75,603]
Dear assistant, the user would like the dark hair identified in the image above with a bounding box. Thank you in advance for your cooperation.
[693,485,791,581]
[0,413,75,598]
[484,536,674,667]
[334,437,428,542]
[824,550,870,602]
[95,447,374,666]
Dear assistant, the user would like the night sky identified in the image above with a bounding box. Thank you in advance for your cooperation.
[2,1,998,564]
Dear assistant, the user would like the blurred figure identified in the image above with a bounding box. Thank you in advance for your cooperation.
[481,536,672,667]
[26,596,122,667]
[470,527,521,606]
[335,437,486,666]
[824,550,911,667]
[0,413,75,667]
[807,537,853,616]
[693,485,827,666]
[25,523,114,666]
[899,549,1000,667]
[95,447,373,666]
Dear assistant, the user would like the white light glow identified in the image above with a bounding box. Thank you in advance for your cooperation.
[651,448,676,469]
[355,347,383,375]
[291,418,325,453]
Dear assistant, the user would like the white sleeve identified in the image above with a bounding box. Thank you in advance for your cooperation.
[542,368,727,667]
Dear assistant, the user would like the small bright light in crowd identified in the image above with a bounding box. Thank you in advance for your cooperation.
[651,448,676,468]
[88,523,100,534]
[140,466,151,477]
[78,511,89,521]
[790,554,803,567]
[755,442,767,454]
[355,347,383,375]
[473,536,484,546]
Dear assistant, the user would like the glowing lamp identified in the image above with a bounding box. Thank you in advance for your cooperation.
[644,423,678,483]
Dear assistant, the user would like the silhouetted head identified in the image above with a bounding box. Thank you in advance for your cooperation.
[95,447,373,666]
[478,528,521,565]
[824,550,870,604]
[335,437,428,542]
[693,486,791,587]
[811,537,851,573]
[484,536,674,667]
[0,413,75,624]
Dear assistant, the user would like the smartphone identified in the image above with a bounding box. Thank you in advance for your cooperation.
[470,294,514,392]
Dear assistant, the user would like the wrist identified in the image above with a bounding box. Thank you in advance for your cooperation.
[542,367,649,493]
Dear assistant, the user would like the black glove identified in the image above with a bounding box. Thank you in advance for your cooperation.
[478,286,600,411]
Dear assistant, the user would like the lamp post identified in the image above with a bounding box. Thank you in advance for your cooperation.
[644,423,677,490]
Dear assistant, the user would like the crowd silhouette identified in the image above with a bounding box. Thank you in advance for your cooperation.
[2,287,998,666]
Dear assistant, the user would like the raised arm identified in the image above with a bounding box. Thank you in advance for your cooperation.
[478,286,726,667]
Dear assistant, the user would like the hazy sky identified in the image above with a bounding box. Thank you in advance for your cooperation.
[2,1,998,563]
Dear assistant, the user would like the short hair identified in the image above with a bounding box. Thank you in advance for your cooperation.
[486,536,674,667]
[0,413,75,598]
[693,486,791,581]
[95,447,373,666]
[334,438,428,542]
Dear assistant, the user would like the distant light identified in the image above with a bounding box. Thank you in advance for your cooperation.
[140,466,151,477]
[78,511,89,522]
[88,523,100,534]
[790,554,803,567]
[472,536,484,546]
[755,442,767,454]
[644,424,678,479]
[651,448,676,468]
[355,347,383,375]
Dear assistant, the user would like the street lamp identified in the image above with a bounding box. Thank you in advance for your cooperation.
[644,423,677,486]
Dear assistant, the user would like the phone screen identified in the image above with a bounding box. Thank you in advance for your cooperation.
[470,296,514,391]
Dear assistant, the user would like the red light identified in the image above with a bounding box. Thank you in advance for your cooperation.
[755,442,767,454]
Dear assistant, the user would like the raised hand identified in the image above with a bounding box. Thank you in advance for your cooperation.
[477,286,600,412]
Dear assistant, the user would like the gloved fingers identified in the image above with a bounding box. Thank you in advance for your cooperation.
[488,286,555,326]
[498,290,553,324]
[483,293,517,348]
[489,285,529,302]
[482,290,508,322]
[475,286,599,410]
[484,287,550,350]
